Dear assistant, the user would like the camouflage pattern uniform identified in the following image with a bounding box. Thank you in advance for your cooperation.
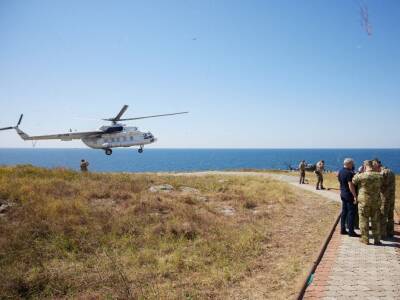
[80,160,89,172]
[299,161,306,184]
[380,167,396,237]
[315,160,325,189]
[352,169,382,244]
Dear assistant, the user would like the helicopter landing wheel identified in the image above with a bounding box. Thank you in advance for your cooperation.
[105,148,112,155]
[138,147,143,154]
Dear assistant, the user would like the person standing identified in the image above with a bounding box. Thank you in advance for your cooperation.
[352,160,383,245]
[353,165,365,230]
[315,160,325,190]
[373,159,396,238]
[298,160,306,184]
[338,158,359,236]
[80,159,90,172]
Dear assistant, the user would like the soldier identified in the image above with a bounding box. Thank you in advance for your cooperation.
[298,160,306,184]
[353,164,365,230]
[352,160,383,245]
[80,159,90,172]
[373,159,396,238]
[315,160,325,190]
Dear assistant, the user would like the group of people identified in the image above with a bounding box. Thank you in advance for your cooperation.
[339,158,396,245]
[298,159,326,190]
[298,158,396,245]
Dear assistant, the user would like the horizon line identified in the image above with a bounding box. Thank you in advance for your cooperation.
[1,147,399,150]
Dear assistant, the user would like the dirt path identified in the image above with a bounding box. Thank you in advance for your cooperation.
[168,171,340,203]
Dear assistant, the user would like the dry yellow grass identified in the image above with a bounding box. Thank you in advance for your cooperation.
[0,165,339,299]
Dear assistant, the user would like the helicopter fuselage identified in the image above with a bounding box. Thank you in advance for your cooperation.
[82,126,156,150]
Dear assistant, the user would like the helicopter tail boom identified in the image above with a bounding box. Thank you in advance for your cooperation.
[15,127,32,140]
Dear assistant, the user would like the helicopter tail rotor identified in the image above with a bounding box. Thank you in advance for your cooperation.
[0,114,23,131]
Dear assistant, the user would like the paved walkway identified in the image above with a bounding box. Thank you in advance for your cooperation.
[168,171,400,299]
[304,220,400,299]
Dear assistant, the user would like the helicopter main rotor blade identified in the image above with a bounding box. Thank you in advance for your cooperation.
[118,111,189,121]
[115,105,129,121]
[114,105,129,120]
[103,105,129,122]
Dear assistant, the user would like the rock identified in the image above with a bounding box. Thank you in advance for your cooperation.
[0,201,14,214]
[220,206,235,216]
[196,196,208,202]
[180,186,200,194]
[91,199,116,207]
[149,184,174,193]
[0,204,9,214]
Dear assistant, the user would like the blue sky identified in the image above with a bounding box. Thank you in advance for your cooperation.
[0,0,399,148]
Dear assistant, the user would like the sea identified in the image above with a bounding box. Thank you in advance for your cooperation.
[0,148,399,174]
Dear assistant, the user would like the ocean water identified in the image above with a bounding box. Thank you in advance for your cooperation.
[0,148,399,174]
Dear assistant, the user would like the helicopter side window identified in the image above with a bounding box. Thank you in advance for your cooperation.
[130,136,134,141]
[111,138,115,143]
[116,138,120,142]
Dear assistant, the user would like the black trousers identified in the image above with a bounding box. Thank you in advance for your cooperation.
[341,197,356,233]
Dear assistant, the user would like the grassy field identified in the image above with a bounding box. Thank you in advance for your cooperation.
[0,166,339,299]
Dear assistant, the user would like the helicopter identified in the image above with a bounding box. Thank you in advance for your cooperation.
[0,105,188,155]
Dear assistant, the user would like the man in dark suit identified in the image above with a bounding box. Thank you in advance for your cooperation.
[338,158,359,237]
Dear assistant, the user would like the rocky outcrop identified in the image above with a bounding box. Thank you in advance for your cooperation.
[0,199,14,216]
[149,184,174,193]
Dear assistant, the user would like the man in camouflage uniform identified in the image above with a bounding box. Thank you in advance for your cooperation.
[373,159,396,238]
[315,160,325,190]
[352,160,383,245]
[299,160,306,184]
[80,159,90,172]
